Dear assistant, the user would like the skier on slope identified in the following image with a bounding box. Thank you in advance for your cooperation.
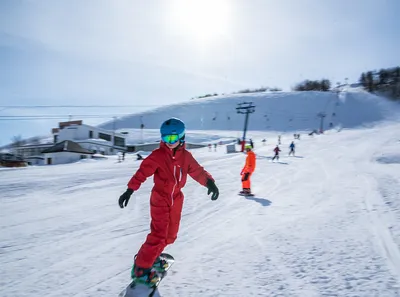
[272,145,281,161]
[240,144,256,195]
[289,141,295,156]
[249,138,254,149]
[118,118,219,287]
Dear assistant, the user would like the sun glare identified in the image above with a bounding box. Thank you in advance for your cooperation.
[167,0,232,46]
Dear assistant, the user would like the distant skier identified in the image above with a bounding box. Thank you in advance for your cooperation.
[272,145,281,161]
[249,139,254,149]
[278,135,281,145]
[240,144,256,195]
[289,141,295,156]
[118,118,219,287]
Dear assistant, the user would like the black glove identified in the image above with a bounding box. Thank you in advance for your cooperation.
[242,172,250,182]
[118,188,134,208]
[206,179,219,201]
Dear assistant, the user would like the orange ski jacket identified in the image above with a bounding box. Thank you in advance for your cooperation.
[242,150,256,174]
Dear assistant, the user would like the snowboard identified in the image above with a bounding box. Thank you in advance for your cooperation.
[239,192,255,197]
[119,253,175,297]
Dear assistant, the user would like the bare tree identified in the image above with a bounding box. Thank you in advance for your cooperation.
[11,135,23,147]
[30,136,41,145]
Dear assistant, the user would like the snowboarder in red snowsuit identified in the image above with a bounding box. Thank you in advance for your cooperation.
[118,118,219,287]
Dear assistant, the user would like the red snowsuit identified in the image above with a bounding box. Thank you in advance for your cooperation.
[127,142,213,269]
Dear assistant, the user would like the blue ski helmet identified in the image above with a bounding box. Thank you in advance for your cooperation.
[160,118,185,143]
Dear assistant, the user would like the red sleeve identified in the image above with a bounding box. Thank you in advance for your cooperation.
[187,151,213,186]
[127,152,159,191]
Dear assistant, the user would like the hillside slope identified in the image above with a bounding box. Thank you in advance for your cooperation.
[100,89,400,133]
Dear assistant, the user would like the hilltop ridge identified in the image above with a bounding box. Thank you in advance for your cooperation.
[99,89,400,133]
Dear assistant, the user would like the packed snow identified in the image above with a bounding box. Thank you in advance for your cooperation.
[1,90,400,297]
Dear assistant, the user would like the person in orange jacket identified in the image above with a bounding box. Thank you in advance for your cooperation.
[240,144,256,195]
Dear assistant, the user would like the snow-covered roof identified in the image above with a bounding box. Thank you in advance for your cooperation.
[42,140,93,154]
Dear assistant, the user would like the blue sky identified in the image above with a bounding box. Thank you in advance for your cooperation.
[0,0,399,145]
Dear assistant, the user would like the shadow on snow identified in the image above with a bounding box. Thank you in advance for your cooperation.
[256,155,290,164]
[256,155,272,160]
[245,196,272,207]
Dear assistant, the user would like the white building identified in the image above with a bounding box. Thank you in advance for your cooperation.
[9,120,127,165]
[0,153,27,167]
[51,120,126,155]
[14,143,54,158]
[24,156,45,166]
[41,140,93,165]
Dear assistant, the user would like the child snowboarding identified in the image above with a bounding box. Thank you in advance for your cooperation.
[272,145,281,161]
[289,141,295,156]
[240,144,256,195]
[118,118,219,287]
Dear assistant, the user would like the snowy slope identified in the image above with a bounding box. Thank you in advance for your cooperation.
[100,89,400,134]
[3,89,398,149]
[2,120,400,296]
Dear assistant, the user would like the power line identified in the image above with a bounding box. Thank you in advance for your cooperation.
[0,105,160,109]
[0,114,132,118]
[0,114,133,121]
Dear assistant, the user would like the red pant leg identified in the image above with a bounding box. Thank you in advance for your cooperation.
[135,192,170,268]
[166,193,184,244]
[135,192,185,268]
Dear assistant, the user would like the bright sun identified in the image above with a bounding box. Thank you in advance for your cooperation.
[167,0,232,46]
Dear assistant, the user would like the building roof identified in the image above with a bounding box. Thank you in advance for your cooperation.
[24,156,45,160]
[15,143,54,149]
[59,120,83,129]
[0,153,25,162]
[42,140,93,154]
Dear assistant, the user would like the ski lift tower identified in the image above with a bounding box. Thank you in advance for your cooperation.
[236,102,256,152]
[140,116,145,143]
[317,112,326,133]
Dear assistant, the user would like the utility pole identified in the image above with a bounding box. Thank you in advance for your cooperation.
[317,112,326,133]
[112,116,116,153]
[140,116,144,143]
[226,113,231,130]
[236,102,255,151]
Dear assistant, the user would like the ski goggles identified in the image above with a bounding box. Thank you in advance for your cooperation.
[161,133,184,144]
